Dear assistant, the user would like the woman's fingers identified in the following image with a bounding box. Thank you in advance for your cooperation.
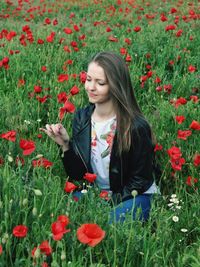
[40,124,67,138]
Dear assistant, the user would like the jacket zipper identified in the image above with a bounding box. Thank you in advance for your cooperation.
[74,142,88,173]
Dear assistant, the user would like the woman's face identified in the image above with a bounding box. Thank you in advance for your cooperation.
[85,62,111,105]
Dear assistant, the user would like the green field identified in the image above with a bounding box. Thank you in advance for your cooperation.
[0,0,200,266]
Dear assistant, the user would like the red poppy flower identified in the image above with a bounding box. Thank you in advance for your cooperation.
[83,173,97,183]
[190,95,199,103]
[167,146,182,160]
[46,32,55,43]
[51,19,58,26]
[154,76,162,83]
[39,241,52,256]
[106,27,112,32]
[125,54,132,62]
[174,97,187,108]
[70,41,78,47]
[188,65,196,73]
[99,190,110,200]
[57,92,68,103]
[120,48,127,55]
[165,25,176,31]
[63,28,73,34]
[70,85,79,96]
[77,223,105,247]
[163,84,172,94]
[170,7,177,13]
[51,221,70,241]
[37,39,44,44]
[156,86,162,92]
[176,29,183,37]
[59,100,76,121]
[154,144,163,152]
[133,26,141,32]
[170,157,185,171]
[193,154,200,167]
[31,247,37,258]
[13,225,28,238]
[36,95,50,103]
[177,130,192,140]
[80,71,87,83]
[18,79,25,87]
[108,36,118,42]
[175,115,185,124]
[74,25,80,31]
[44,18,51,25]
[124,38,131,45]
[19,139,36,155]
[63,45,71,53]
[41,66,47,72]
[32,158,53,168]
[189,120,200,130]
[34,85,42,93]
[57,215,70,226]
[186,176,198,186]
[0,130,16,142]
[57,74,69,82]
[64,181,77,193]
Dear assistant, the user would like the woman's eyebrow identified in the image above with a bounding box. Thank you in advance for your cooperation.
[86,74,106,81]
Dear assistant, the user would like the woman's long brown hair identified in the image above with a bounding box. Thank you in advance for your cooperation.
[89,51,149,154]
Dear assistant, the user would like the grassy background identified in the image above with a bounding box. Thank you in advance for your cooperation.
[0,0,199,266]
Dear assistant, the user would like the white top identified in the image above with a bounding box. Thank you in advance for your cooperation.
[90,116,159,194]
[90,116,117,190]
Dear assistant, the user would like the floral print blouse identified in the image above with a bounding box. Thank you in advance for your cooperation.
[90,116,117,190]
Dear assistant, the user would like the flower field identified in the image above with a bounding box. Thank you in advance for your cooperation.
[0,0,200,266]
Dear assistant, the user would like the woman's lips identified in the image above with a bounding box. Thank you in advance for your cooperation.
[88,93,97,97]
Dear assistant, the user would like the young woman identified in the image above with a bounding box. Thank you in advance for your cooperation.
[40,51,160,223]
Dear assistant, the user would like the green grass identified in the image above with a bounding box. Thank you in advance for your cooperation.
[0,0,199,266]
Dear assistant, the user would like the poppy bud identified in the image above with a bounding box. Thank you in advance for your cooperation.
[131,190,138,197]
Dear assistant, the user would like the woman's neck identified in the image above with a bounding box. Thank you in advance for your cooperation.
[92,101,116,122]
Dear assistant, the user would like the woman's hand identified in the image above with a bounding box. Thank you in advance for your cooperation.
[40,123,70,152]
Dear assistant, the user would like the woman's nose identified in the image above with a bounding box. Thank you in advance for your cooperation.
[86,81,96,91]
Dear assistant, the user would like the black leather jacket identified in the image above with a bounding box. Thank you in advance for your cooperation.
[62,104,154,204]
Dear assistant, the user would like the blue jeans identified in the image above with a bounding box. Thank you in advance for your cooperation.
[72,191,153,223]
[109,194,153,223]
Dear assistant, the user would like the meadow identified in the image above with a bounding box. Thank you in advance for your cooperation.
[0,0,200,266]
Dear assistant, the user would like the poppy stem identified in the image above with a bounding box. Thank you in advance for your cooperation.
[89,247,93,265]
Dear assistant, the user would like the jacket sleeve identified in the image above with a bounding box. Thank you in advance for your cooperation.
[61,110,87,181]
[121,121,154,201]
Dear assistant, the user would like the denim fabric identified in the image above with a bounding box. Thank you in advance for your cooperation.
[109,194,153,223]
[72,191,153,224]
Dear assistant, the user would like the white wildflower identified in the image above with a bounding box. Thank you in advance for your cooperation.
[172,216,179,222]
[81,189,88,194]
[181,228,188,233]
[171,194,177,198]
